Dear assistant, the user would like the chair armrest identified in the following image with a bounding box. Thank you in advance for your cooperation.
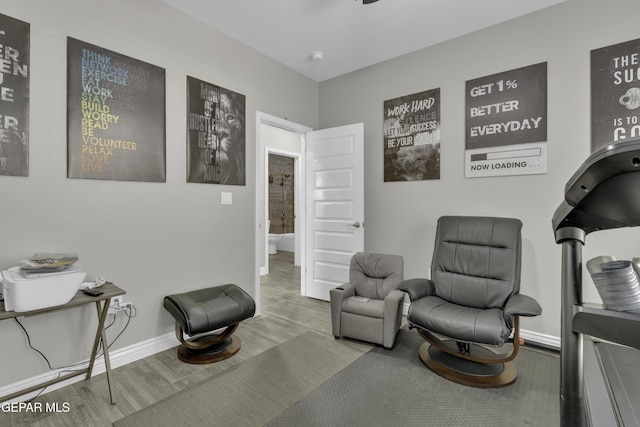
[504,294,542,323]
[383,289,406,348]
[385,289,406,305]
[397,278,434,301]
[330,283,355,337]
[330,283,355,302]
[384,289,406,319]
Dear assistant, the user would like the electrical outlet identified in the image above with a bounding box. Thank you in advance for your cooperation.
[108,296,124,315]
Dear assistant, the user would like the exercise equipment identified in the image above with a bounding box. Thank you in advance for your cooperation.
[552,137,640,426]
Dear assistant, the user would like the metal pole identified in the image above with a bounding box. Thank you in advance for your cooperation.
[560,235,586,426]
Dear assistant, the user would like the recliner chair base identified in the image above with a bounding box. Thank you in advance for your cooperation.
[419,342,517,388]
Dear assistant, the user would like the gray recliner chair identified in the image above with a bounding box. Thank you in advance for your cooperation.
[330,252,404,349]
[400,216,541,387]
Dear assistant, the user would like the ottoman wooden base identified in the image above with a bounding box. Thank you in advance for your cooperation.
[177,336,241,364]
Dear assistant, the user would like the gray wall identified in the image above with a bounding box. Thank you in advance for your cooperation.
[0,0,318,385]
[318,0,640,341]
[3,0,640,387]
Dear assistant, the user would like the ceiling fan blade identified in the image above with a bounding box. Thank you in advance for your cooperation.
[363,0,379,4]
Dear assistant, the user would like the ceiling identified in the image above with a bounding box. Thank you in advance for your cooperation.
[161,0,566,82]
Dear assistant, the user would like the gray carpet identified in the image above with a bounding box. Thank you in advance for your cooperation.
[115,328,560,427]
[267,328,560,427]
[113,331,366,427]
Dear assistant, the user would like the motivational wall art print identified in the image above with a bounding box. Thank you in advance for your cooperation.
[0,13,29,177]
[592,38,640,151]
[67,38,166,182]
[383,88,441,182]
[187,76,246,185]
[465,62,547,178]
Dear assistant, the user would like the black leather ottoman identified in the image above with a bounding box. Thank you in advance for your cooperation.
[164,284,255,364]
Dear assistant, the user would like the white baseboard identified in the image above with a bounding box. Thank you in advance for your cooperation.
[520,329,561,350]
[259,266,268,276]
[402,302,410,316]
[0,332,176,403]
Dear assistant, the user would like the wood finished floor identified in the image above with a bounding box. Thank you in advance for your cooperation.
[0,252,372,427]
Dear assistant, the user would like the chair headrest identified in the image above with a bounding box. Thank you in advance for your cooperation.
[350,252,404,299]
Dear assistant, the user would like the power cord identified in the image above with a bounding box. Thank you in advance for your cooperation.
[13,302,137,401]
[13,318,56,371]
[14,318,85,401]
[101,303,137,353]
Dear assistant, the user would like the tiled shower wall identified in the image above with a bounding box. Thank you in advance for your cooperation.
[268,154,295,234]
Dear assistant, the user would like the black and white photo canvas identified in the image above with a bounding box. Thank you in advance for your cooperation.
[384,88,440,182]
[465,62,547,178]
[187,76,246,185]
[0,13,29,177]
[592,38,640,151]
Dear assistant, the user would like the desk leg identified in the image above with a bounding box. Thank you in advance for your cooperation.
[87,297,116,405]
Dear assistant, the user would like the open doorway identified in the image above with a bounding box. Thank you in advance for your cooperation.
[254,112,311,315]
[266,149,301,268]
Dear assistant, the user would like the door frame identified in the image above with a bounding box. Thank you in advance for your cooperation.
[254,112,311,315]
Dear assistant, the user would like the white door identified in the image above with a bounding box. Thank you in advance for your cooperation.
[304,123,364,301]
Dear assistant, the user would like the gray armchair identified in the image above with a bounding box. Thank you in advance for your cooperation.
[400,216,541,387]
[330,252,405,349]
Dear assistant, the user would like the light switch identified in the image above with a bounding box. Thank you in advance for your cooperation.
[221,192,232,205]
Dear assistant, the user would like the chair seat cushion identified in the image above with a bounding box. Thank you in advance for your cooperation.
[164,284,255,336]
[407,296,510,346]
[341,296,385,319]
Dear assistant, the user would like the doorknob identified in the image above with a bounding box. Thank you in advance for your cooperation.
[349,222,361,228]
